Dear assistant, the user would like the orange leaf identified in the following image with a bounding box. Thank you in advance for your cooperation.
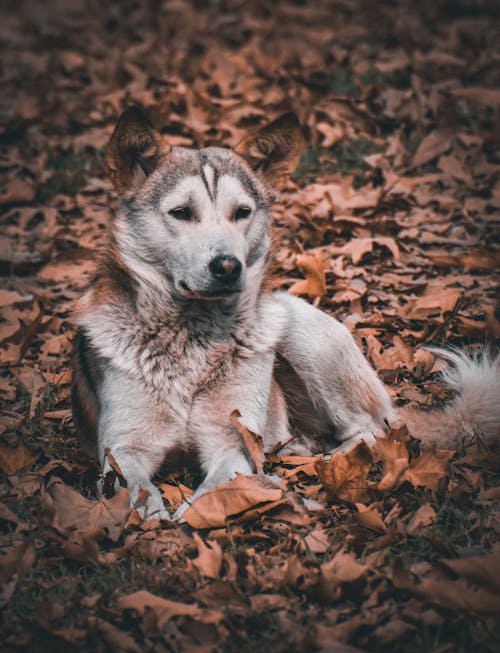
[289,251,326,297]
[315,442,373,504]
[192,532,223,579]
[230,410,265,474]
[183,475,283,529]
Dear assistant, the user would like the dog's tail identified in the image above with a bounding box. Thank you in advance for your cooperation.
[397,347,500,449]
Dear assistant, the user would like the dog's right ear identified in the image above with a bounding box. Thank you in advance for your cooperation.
[106,106,164,193]
[235,112,302,189]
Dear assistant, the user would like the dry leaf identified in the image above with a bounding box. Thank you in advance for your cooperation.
[231,410,265,473]
[0,440,38,475]
[407,503,437,534]
[354,503,386,533]
[413,131,452,167]
[183,475,283,529]
[289,251,326,297]
[192,532,223,579]
[45,477,132,542]
[316,442,373,504]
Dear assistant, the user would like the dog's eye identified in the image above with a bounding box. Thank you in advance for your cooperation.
[234,206,252,221]
[169,206,193,220]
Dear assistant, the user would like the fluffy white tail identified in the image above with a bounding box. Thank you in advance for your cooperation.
[398,347,500,449]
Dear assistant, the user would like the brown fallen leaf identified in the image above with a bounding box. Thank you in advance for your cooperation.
[0,178,35,206]
[406,503,437,534]
[87,618,142,653]
[404,449,453,492]
[159,482,193,509]
[117,590,223,630]
[372,428,410,492]
[0,539,35,607]
[0,289,33,307]
[320,549,368,600]
[11,366,45,419]
[405,576,500,614]
[62,527,105,564]
[289,251,326,297]
[442,552,500,595]
[354,502,386,533]
[0,440,38,475]
[339,237,400,265]
[231,410,265,473]
[403,282,461,320]
[412,130,452,167]
[45,477,132,542]
[304,528,330,553]
[316,442,373,504]
[192,532,223,579]
[183,475,283,529]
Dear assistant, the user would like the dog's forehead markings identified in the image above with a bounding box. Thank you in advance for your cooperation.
[202,164,216,199]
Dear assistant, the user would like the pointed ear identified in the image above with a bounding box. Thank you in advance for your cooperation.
[235,113,302,188]
[105,106,163,193]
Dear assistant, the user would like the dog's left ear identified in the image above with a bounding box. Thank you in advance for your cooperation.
[235,113,302,188]
[106,106,164,193]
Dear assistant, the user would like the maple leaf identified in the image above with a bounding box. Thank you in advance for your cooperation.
[315,442,373,504]
[182,475,283,528]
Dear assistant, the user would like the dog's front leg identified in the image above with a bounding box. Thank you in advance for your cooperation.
[97,369,176,520]
[274,292,394,447]
[174,350,280,521]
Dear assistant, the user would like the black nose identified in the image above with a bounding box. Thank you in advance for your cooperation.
[209,255,242,282]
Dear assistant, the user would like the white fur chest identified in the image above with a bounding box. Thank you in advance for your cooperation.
[135,318,243,407]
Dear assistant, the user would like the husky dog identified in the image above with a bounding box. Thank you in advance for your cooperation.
[72,107,500,519]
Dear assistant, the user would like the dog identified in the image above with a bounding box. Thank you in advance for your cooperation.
[72,106,500,520]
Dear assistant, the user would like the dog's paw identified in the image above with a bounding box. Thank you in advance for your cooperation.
[130,483,171,522]
[329,431,377,455]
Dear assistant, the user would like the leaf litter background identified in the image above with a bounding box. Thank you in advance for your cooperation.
[1,1,500,651]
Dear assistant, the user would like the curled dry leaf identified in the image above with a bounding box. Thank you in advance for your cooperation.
[320,549,368,600]
[403,282,461,320]
[0,440,38,475]
[87,618,142,653]
[304,528,330,553]
[338,237,400,265]
[183,475,283,529]
[0,539,35,607]
[192,532,223,579]
[406,503,437,534]
[354,502,386,533]
[117,590,224,630]
[45,477,132,542]
[404,449,453,492]
[289,251,326,298]
[412,130,452,167]
[230,410,265,473]
[315,442,373,504]
[393,558,500,614]
[372,429,410,493]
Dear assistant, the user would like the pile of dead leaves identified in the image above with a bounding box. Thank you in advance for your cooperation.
[1,0,499,651]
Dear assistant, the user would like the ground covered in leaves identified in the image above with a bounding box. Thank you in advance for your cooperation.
[1,1,500,651]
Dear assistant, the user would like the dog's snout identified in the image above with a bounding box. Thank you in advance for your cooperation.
[209,255,242,282]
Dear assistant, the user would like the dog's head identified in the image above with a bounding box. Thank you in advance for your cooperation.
[105,106,301,300]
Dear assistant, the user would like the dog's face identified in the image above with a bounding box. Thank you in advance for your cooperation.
[105,107,301,300]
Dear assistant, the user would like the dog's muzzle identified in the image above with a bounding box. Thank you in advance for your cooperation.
[177,254,244,300]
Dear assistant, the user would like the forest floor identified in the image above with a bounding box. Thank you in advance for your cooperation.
[0,1,499,652]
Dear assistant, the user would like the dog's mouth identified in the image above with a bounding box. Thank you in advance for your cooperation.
[177,280,241,301]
